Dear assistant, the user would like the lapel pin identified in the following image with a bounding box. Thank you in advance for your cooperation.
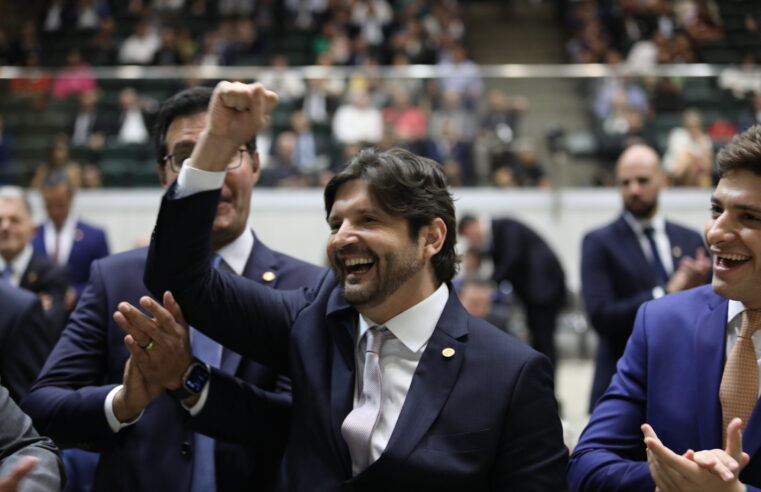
[27,272,38,283]
[262,271,276,282]
[442,347,455,358]
[672,246,682,258]
[75,228,84,241]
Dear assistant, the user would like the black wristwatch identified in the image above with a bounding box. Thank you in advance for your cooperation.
[168,358,210,400]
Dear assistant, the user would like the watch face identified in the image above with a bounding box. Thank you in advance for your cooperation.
[184,363,210,393]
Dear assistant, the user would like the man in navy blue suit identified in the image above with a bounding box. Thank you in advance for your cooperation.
[119,81,568,490]
[570,125,761,491]
[0,283,53,404]
[22,86,322,492]
[32,171,109,303]
[581,143,711,409]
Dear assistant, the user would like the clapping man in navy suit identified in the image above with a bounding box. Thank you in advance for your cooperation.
[569,126,761,490]
[32,171,109,303]
[22,86,323,492]
[581,143,711,410]
[117,81,568,490]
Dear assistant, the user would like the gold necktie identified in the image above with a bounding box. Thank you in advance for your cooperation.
[720,309,761,443]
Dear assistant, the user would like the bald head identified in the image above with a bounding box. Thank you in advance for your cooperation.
[616,144,664,219]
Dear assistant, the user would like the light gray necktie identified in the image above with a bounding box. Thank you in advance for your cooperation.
[341,325,389,474]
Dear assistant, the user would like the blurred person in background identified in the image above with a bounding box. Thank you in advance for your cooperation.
[30,134,82,190]
[663,108,714,187]
[32,171,109,302]
[581,144,710,410]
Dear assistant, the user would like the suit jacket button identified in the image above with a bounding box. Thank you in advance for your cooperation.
[181,441,191,457]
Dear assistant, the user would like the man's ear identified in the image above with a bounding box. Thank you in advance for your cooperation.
[251,152,261,185]
[421,218,446,260]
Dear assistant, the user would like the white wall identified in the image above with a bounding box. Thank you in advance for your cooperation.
[29,187,712,292]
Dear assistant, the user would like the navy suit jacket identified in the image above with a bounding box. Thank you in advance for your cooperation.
[490,218,566,309]
[23,237,322,492]
[581,215,706,407]
[32,220,110,298]
[144,188,569,491]
[569,285,761,491]
[20,253,70,338]
[0,283,53,403]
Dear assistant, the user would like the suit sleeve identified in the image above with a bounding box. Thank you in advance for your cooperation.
[0,296,52,404]
[492,353,569,491]
[0,385,63,492]
[22,260,121,451]
[188,367,291,454]
[581,233,652,344]
[568,302,654,491]
[144,187,311,374]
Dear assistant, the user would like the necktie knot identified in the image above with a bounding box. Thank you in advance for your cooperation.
[643,225,655,237]
[365,326,388,355]
[741,309,761,339]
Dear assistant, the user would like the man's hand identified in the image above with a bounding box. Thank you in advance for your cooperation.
[190,81,278,173]
[112,356,163,423]
[667,248,712,293]
[113,291,194,391]
[0,456,39,492]
[686,418,750,482]
[642,423,746,492]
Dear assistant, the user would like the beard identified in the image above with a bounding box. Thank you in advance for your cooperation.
[625,196,658,219]
[331,244,424,309]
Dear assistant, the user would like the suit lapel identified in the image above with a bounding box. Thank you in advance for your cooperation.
[377,289,467,464]
[326,287,356,475]
[694,294,728,451]
[614,217,654,284]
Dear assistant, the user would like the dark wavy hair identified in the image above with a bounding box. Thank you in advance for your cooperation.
[152,86,256,166]
[324,147,459,283]
[717,124,761,178]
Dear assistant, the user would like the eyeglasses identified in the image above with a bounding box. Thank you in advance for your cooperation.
[162,148,249,173]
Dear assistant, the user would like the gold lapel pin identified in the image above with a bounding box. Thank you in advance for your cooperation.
[27,272,38,283]
[672,246,682,257]
[442,347,455,358]
[262,271,276,282]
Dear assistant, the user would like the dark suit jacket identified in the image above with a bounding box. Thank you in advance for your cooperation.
[490,217,566,308]
[581,215,707,408]
[23,238,322,492]
[32,220,110,298]
[570,286,761,491]
[0,383,62,492]
[144,188,569,491]
[20,253,70,337]
[0,283,53,403]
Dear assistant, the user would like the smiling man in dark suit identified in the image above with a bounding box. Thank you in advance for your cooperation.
[0,186,69,337]
[581,143,711,410]
[119,81,568,491]
[22,86,323,492]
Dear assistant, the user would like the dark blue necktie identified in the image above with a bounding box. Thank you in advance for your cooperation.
[643,226,670,285]
[1,264,11,283]
[189,255,226,492]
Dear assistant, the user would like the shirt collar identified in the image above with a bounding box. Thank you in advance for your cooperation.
[214,229,254,276]
[623,210,666,235]
[727,299,749,333]
[1,244,33,283]
[358,282,450,353]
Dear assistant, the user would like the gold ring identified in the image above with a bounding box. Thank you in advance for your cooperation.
[142,340,155,351]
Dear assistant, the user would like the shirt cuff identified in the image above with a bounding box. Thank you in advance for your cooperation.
[652,286,666,299]
[104,385,144,433]
[180,376,211,416]
[175,159,227,198]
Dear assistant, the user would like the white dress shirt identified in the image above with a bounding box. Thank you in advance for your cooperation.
[725,300,761,397]
[355,283,449,469]
[43,214,77,266]
[105,229,255,431]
